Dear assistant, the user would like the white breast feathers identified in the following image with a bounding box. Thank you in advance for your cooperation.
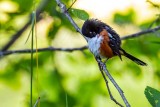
[85,35,103,57]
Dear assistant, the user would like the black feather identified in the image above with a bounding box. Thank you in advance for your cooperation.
[121,49,147,66]
[82,19,105,38]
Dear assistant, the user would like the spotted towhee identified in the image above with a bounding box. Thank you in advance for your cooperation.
[82,19,147,66]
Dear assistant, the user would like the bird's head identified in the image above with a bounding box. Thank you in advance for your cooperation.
[82,19,106,38]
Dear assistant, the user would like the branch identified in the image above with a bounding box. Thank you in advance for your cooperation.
[2,0,160,51]
[97,58,124,107]
[55,0,130,106]
[1,0,49,51]
[33,97,40,107]
[55,0,85,39]
[121,25,160,40]
[1,25,160,57]
[0,46,87,57]
[1,24,159,56]
[96,58,130,107]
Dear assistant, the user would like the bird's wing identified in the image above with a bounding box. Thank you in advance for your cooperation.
[104,25,122,60]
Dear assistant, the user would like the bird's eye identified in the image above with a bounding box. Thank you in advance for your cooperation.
[89,32,96,35]
[93,32,96,36]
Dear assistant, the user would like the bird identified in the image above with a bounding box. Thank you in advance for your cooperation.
[82,19,147,66]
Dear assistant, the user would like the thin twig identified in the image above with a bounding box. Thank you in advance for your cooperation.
[146,0,160,9]
[67,0,77,11]
[121,25,160,40]
[147,0,160,29]
[0,46,88,57]
[148,16,160,29]
[97,58,124,107]
[96,58,130,107]
[33,97,40,107]
[55,0,85,37]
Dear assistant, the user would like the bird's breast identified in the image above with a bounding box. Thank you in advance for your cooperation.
[86,29,114,58]
[87,35,102,57]
[99,29,114,58]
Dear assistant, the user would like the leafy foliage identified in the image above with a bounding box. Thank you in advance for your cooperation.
[145,86,160,107]
[70,8,89,20]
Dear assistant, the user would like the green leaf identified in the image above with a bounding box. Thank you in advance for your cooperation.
[144,86,160,107]
[70,8,89,20]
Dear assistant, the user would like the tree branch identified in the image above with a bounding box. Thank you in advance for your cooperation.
[97,58,124,107]
[0,46,87,57]
[55,0,130,106]
[121,25,160,40]
[1,0,49,51]
[1,25,160,57]
[55,0,85,39]
[96,58,130,107]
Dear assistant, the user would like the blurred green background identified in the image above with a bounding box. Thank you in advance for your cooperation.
[0,0,160,107]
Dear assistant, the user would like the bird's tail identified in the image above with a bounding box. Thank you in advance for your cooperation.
[120,49,147,66]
